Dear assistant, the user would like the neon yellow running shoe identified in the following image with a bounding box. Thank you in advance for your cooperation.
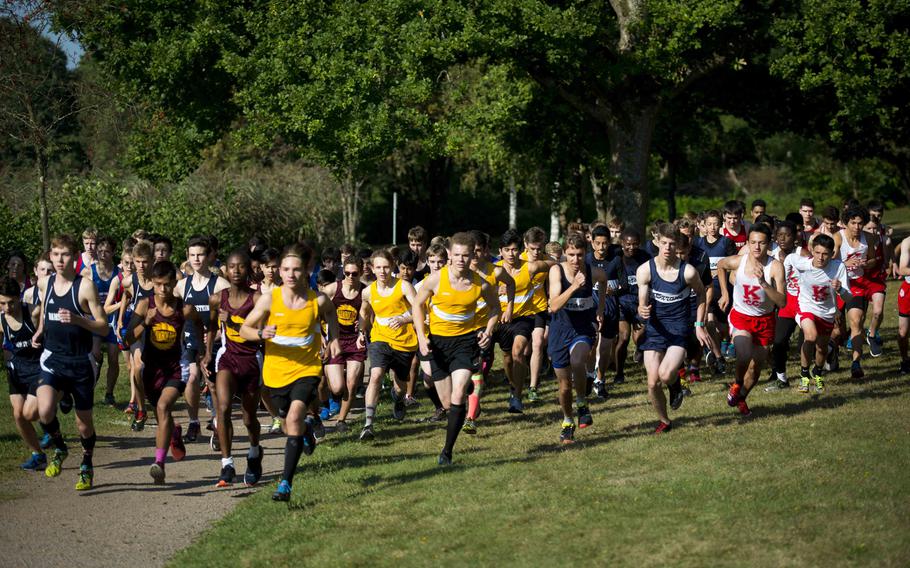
[798,376,810,394]
[462,418,477,434]
[812,372,825,393]
[75,465,93,491]
[45,448,68,478]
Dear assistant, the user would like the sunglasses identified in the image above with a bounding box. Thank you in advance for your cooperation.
[344,271,360,277]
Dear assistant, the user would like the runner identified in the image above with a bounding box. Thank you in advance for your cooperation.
[74,228,97,274]
[717,224,787,417]
[6,251,31,293]
[117,241,154,430]
[408,226,431,281]
[721,201,748,252]
[82,235,120,406]
[31,234,110,490]
[606,228,651,384]
[254,247,284,434]
[1,277,45,470]
[586,224,619,398]
[412,232,499,464]
[124,260,210,484]
[547,233,606,443]
[413,243,450,421]
[357,249,419,441]
[208,250,263,486]
[677,234,715,392]
[897,236,910,375]
[175,236,230,442]
[766,221,802,391]
[636,224,710,432]
[863,201,889,357]
[321,256,367,431]
[152,235,173,264]
[239,243,340,502]
[464,230,514,434]
[493,229,554,413]
[799,198,819,240]
[23,253,54,317]
[695,210,736,367]
[750,199,767,225]
[607,218,624,243]
[832,205,881,378]
[789,234,851,393]
[523,227,553,403]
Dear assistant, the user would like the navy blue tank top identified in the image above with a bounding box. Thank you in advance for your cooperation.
[695,235,735,284]
[42,275,93,356]
[2,312,40,363]
[551,263,597,331]
[183,273,217,347]
[129,274,154,311]
[647,259,690,336]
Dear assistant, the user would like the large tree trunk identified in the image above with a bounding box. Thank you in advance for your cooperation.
[606,107,658,230]
[36,146,50,252]
[340,170,364,243]
[589,170,607,222]
[508,175,518,229]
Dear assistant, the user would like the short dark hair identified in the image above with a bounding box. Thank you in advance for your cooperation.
[523,226,547,245]
[187,235,211,254]
[821,206,840,221]
[468,230,489,249]
[591,225,610,240]
[867,200,884,214]
[316,269,337,287]
[152,235,173,254]
[842,205,869,225]
[723,201,744,217]
[97,235,117,251]
[620,228,641,242]
[799,198,815,208]
[259,247,280,264]
[0,276,21,298]
[450,232,477,252]
[499,229,523,250]
[321,247,339,263]
[407,226,428,244]
[775,220,796,235]
[754,214,775,229]
[812,233,836,252]
[564,233,587,251]
[397,248,419,269]
[751,199,767,209]
[226,248,251,270]
[151,260,177,280]
[748,223,772,242]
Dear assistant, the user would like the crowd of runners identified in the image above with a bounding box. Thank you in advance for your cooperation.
[2,196,909,501]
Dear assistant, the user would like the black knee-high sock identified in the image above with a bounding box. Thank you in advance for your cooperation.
[80,433,96,468]
[442,403,467,457]
[282,435,305,485]
[41,417,67,451]
[425,382,443,410]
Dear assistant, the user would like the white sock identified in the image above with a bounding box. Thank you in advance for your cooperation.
[221,456,234,468]
[777,372,787,381]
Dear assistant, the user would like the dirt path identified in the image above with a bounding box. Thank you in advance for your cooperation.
[0,406,307,568]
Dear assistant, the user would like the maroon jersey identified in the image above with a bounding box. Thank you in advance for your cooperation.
[219,288,259,356]
[332,283,362,339]
[142,295,185,380]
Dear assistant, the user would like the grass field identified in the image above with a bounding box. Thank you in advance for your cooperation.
[167,280,910,568]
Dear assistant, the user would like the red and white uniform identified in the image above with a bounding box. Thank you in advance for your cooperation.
[898,274,910,317]
[778,247,802,319]
[791,256,850,336]
[729,256,776,346]
[839,229,875,298]
[722,224,747,251]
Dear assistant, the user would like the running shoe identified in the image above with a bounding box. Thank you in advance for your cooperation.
[720,341,729,359]
[736,399,752,417]
[613,373,625,385]
[527,387,539,403]
[124,402,137,415]
[867,333,883,358]
[577,405,593,429]
[103,393,116,406]
[391,390,406,421]
[39,433,52,450]
[654,421,672,434]
[184,421,201,443]
[798,376,810,394]
[59,392,74,414]
[312,415,326,443]
[358,424,375,441]
[437,451,452,466]
[714,357,727,375]
[269,416,283,434]
[217,464,235,488]
[845,337,853,350]
[205,419,215,431]
[319,406,330,421]
[726,383,741,407]
[669,380,685,410]
[210,432,219,452]
[149,461,165,484]
[593,380,608,399]
[272,480,292,502]
[507,394,524,414]
[462,418,477,434]
[725,343,736,359]
[679,376,692,398]
[404,394,421,407]
[355,384,366,399]
[812,368,825,393]
[45,448,67,478]
[851,360,864,379]
[75,465,93,491]
[705,349,718,368]
[764,379,789,392]
[328,398,341,417]
[302,421,317,456]
[21,452,47,471]
[245,453,263,487]
[335,420,350,433]
[170,424,186,462]
[424,407,447,423]
[131,410,147,432]
[688,368,702,383]
[559,421,576,444]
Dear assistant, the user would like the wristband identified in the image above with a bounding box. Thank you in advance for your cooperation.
[693,321,705,328]
[257,328,263,339]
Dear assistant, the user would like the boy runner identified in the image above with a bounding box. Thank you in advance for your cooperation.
[414,244,451,421]
[587,224,619,398]
[766,222,802,391]
[696,210,737,366]
[74,228,97,274]
[897,236,910,374]
[606,228,651,383]
[412,232,499,464]
[82,236,120,406]
[32,234,110,490]
[523,227,551,403]
[117,241,154,430]
[717,224,787,417]
[240,244,340,502]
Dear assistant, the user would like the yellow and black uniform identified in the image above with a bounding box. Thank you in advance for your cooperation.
[473,265,498,366]
[492,260,535,351]
[424,267,484,380]
[367,278,417,380]
[521,251,550,329]
[263,287,322,416]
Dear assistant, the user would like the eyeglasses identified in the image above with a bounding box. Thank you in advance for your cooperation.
[344,271,360,277]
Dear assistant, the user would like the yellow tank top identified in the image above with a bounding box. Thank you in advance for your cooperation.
[496,260,536,317]
[474,264,498,328]
[262,287,322,388]
[369,279,417,351]
[428,266,482,337]
[521,251,549,314]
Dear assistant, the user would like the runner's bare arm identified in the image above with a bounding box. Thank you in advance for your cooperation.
[684,265,711,347]
[636,263,652,320]
[317,292,341,359]
[715,255,740,311]
[124,298,150,346]
[72,279,113,336]
[239,292,273,341]
[528,259,557,277]
[412,273,438,354]
[593,267,608,321]
[899,237,910,277]
[762,260,787,308]
[358,287,374,345]
[398,281,418,326]
[30,276,49,348]
[494,266,515,323]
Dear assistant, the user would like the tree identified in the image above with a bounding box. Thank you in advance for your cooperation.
[0,1,82,250]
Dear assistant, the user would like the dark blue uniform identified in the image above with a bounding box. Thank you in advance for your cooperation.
[38,275,99,410]
[607,250,651,323]
[695,235,735,320]
[641,260,691,352]
[587,248,619,339]
[181,274,218,375]
[91,264,119,344]
[3,313,41,396]
[547,263,597,369]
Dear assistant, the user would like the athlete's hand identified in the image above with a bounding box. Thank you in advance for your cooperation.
[58,308,73,324]
[638,302,651,320]
[695,326,711,348]
[261,325,277,339]
[831,278,841,292]
[753,265,767,285]
[417,337,431,357]
[500,304,513,323]
[718,293,730,312]
[572,270,586,289]
[218,311,228,323]
[327,338,341,359]
[388,316,403,330]
[356,332,366,350]
[845,257,862,269]
[477,330,491,350]
[144,308,158,326]
[199,355,211,379]
[31,331,42,349]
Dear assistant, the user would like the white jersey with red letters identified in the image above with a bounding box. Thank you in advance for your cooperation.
[838,229,868,280]
[732,255,776,316]
[791,256,850,321]
[782,248,803,297]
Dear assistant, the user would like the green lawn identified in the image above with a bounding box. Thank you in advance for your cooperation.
[169,281,910,568]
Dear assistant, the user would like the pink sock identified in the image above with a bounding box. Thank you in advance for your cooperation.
[467,393,479,419]
[155,448,167,465]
